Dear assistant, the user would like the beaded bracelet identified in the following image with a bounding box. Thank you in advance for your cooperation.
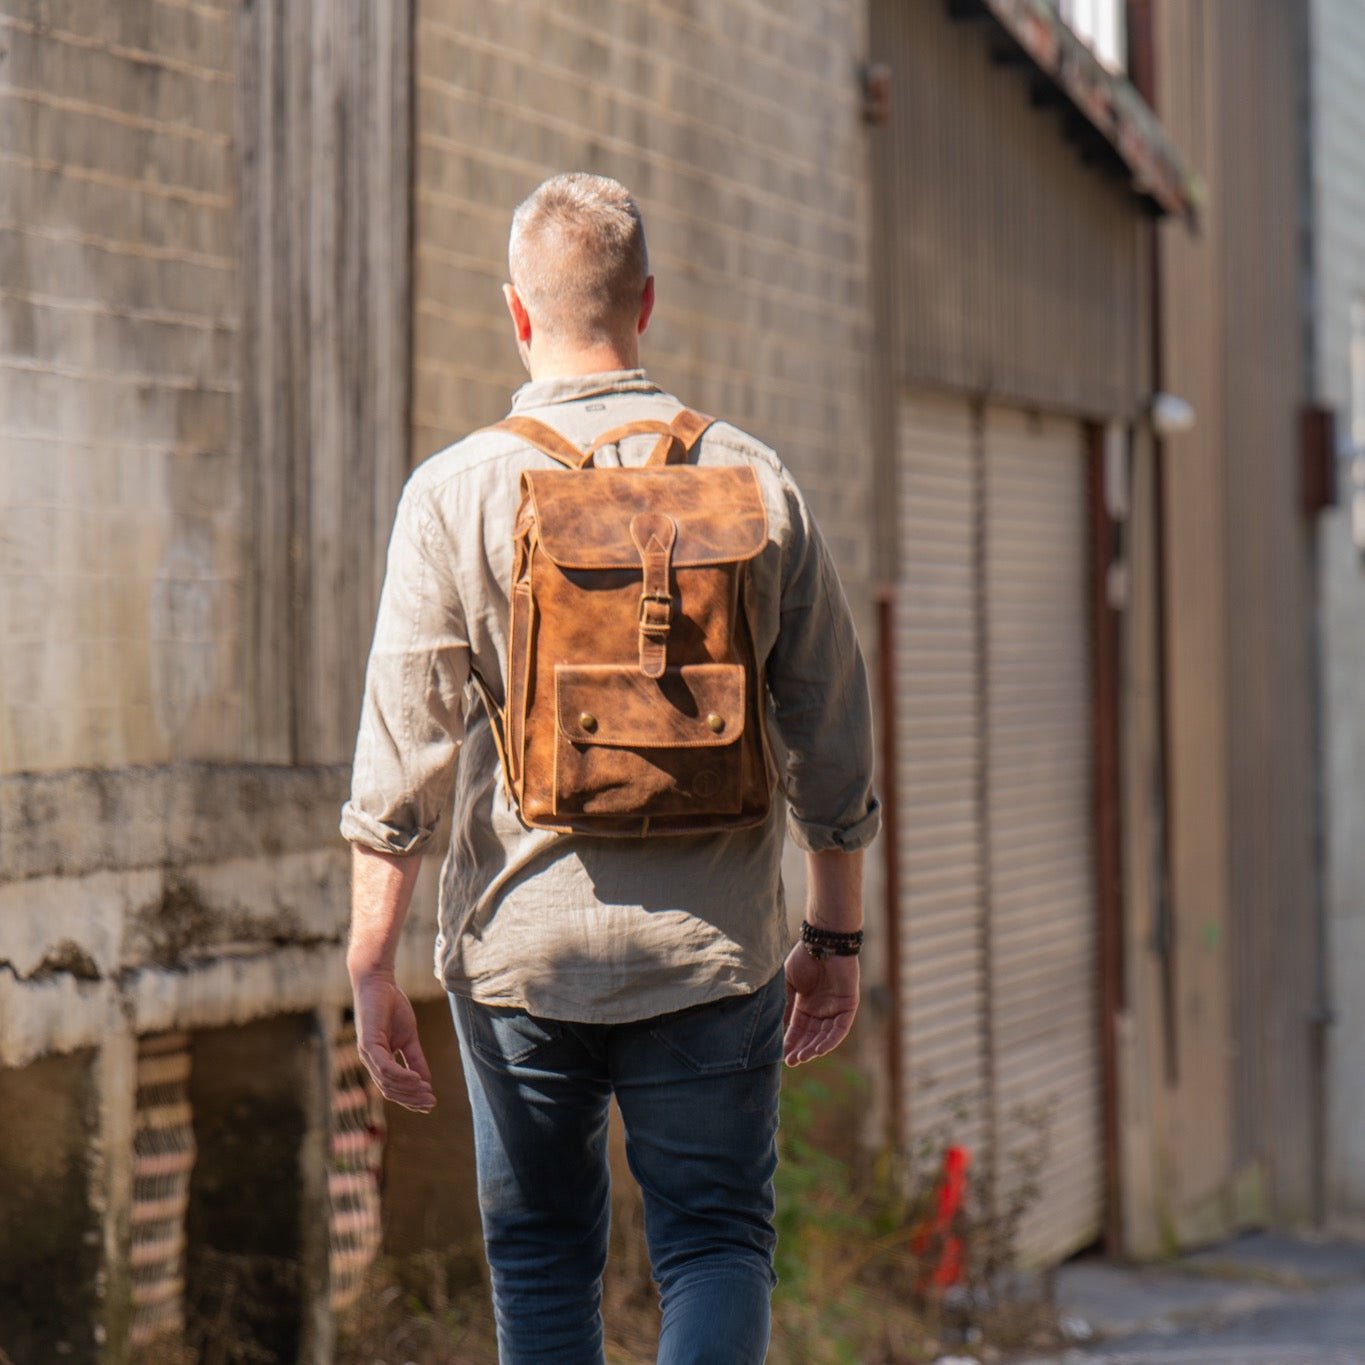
[799,919,864,960]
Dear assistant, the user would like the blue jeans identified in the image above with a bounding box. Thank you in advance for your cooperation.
[449,971,785,1364]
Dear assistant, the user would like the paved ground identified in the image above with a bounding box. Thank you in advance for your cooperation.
[1009,1232,1365,1365]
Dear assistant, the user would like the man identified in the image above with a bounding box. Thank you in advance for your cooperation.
[342,173,878,1364]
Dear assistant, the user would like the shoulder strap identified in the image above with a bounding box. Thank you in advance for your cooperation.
[494,407,714,470]
[654,408,714,465]
[492,415,591,469]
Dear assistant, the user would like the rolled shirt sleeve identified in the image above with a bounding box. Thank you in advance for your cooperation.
[340,480,470,856]
[765,477,881,854]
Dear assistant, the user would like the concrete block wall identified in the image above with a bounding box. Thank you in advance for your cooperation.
[1312,0,1365,1226]
[0,0,243,775]
[411,0,875,597]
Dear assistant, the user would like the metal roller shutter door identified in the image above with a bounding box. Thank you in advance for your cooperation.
[983,406,1101,1264]
[895,392,1102,1265]
[895,392,989,1165]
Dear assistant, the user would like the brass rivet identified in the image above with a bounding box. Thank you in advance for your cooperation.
[706,712,725,734]
[579,712,598,733]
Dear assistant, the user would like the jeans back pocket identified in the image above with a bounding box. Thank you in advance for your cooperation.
[648,972,784,1075]
[455,993,564,1068]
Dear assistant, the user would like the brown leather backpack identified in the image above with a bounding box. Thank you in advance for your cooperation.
[483,407,775,835]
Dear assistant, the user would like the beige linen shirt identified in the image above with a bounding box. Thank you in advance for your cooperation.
[341,370,879,1022]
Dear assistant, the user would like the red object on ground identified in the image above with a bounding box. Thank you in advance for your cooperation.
[910,1144,971,1291]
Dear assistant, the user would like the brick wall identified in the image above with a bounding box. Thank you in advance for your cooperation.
[411,0,875,593]
[0,0,240,774]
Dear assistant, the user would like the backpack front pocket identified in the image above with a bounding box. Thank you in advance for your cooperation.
[552,663,746,818]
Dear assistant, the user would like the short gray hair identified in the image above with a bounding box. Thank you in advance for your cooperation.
[508,173,650,342]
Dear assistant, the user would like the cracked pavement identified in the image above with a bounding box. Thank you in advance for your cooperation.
[1011,1232,1365,1365]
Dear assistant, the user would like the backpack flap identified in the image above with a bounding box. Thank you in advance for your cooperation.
[522,465,768,570]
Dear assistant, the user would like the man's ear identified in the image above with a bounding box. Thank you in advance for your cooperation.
[637,275,656,336]
[503,283,532,344]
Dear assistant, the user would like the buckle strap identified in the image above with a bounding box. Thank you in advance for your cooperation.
[629,512,678,679]
[638,593,672,633]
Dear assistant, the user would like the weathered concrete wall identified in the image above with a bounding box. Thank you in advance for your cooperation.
[411,0,874,594]
[0,765,441,1067]
[1311,0,1365,1227]
[0,0,242,774]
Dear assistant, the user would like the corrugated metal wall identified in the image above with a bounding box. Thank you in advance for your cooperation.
[983,407,1101,1263]
[894,393,989,1168]
[869,0,1148,425]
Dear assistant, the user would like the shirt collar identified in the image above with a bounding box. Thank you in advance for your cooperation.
[510,369,662,411]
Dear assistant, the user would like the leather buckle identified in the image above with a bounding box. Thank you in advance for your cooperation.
[638,592,672,636]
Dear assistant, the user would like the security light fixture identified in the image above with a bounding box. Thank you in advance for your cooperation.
[1149,392,1196,438]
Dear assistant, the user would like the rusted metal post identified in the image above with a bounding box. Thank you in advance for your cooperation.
[876,587,905,1152]
[1088,422,1127,1256]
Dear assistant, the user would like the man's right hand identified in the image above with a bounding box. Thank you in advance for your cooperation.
[781,943,860,1066]
[351,969,438,1113]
